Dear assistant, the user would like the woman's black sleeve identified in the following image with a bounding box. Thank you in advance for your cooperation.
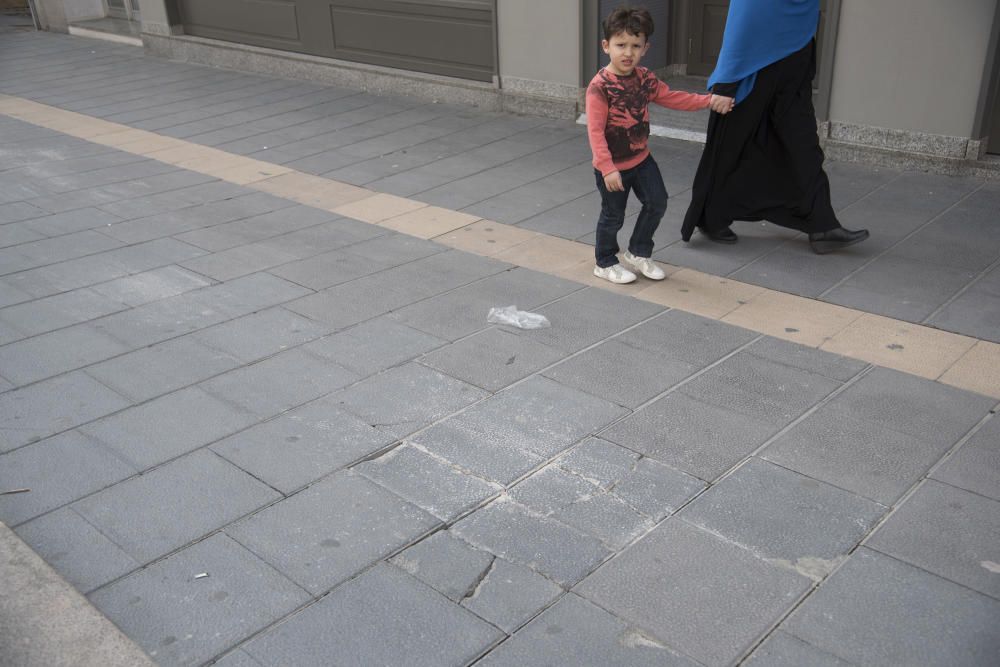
[711,81,740,96]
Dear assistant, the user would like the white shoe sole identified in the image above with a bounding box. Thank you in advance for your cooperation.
[622,256,666,280]
[593,266,636,284]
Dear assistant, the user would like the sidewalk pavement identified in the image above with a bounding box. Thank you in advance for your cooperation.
[1,30,999,667]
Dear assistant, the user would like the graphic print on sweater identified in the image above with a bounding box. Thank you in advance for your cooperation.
[588,69,660,163]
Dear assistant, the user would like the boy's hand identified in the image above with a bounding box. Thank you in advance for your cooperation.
[604,171,624,192]
[710,94,735,114]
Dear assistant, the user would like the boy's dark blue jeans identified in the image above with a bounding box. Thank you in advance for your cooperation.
[594,154,668,268]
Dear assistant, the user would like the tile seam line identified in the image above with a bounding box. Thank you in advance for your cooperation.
[1,97,996,399]
[816,179,989,300]
[728,167,909,280]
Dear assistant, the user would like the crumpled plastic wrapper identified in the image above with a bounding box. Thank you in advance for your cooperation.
[487,305,551,330]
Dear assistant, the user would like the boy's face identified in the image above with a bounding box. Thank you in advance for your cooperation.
[602,30,649,76]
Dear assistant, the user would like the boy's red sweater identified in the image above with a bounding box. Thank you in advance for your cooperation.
[586,66,711,177]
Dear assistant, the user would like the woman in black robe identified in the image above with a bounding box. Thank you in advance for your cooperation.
[681,1,868,254]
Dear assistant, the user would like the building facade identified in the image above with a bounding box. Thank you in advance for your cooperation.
[29,0,1000,170]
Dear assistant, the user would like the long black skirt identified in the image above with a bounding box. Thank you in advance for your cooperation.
[681,41,840,241]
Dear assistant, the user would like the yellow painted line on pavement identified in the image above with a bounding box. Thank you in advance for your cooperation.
[2,94,997,399]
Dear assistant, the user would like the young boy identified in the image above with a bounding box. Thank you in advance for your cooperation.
[587,6,734,284]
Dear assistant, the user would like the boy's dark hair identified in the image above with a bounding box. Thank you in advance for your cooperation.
[603,6,654,41]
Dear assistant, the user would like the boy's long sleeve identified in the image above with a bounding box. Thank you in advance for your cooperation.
[586,87,616,177]
[651,80,712,110]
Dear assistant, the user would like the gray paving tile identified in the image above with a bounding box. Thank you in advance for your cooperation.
[824,256,977,322]
[829,367,993,446]
[80,386,258,470]
[477,593,699,667]
[745,336,868,382]
[388,267,581,342]
[654,222,797,277]
[14,507,139,594]
[174,205,337,252]
[866,479,1000,599]
[212,398,395,494]
[927,288,1000,343]
[553,437,641,489]
[211,649,263,667]
[0,322,129,385]
[509,465,655,550]
[94,273,310,348]
[0,201,49,225]
[200,348,358,417]
[0,430,137,526]
[190,307,331,363]
[0,371,131,452]
[543,339,697,409]
[575,520,811,666]
[179,242,302,282]
[286,272,438,330]
[255,216,390,258]
[932,417,1000,500]
[267,247,391,291]
[0,230,123,273]
[243,562,502,666]
[560,441,705,520]
[357,443,499,521]
[412,376,628,484]
[89,266,213,307]
[391,530,495,602]
[461,557,564,634]
[518,191,613,241]
[743,630,853,667]
[73,449,279,564]
[461,171,593,225]
[0,287,127,339]
[731,244,875,297]
[302,317,446,377]
[782,548,1000,667]
[0,223,45,248]
[680,351,841,428]
[333,362,488,439]
[508,287,663,353]
[420,327,565,392]
[680,458,886,578]
[84,336,241,403]
[336,231,443,266]
[890,224,1000,272]
[22,207,123,237]
[90,533,309,667]
[0,278,32,308]
[602,391,778,482]
[411,419,546,489]
[227,470,439,594]
[451,499,611,586]
[762,404,955,505]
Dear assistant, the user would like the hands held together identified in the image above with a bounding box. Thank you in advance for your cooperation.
[710,94,735,115]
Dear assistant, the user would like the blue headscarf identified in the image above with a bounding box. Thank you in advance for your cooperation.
[707,0,820,103]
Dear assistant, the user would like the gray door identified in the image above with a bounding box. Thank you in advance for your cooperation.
[687,0,729,76]
[176,0,496,82]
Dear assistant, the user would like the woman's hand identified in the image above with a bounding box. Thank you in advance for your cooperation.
[710,94,736,114]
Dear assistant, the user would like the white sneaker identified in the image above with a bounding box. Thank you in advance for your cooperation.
[622,251,666,280]
[593,263,637,284]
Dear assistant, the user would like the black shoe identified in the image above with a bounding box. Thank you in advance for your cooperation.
[808,227,870,254]
[699,226,738,244]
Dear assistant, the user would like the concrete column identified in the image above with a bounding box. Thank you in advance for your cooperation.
[497,0,581,100]
[30,0,68,32]
[136,0,181,36]
[829,0,996,151]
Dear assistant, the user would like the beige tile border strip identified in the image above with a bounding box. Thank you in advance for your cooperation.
[3,94,998,399]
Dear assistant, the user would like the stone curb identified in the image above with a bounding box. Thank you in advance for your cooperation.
[0,521,155,667]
